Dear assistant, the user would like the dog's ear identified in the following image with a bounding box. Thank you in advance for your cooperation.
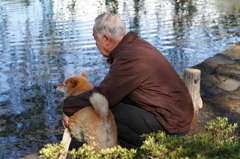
[70,79,77,87]
[80,72,87,78]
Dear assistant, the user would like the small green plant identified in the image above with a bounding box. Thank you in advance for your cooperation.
[99,145,136,159]
[39,136,136,159]
[39,117,240,159]
[137,132,169,158]
[39,143,66,159]
[68,142,98,159]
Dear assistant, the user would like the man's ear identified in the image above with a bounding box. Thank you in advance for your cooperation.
[103,34,110,45]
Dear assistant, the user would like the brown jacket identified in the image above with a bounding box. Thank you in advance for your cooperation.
[63,32,194,134]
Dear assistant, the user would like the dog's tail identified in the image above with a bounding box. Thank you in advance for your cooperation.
[89,92,109,119]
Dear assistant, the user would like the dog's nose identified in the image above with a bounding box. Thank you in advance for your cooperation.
[54,85,58,89]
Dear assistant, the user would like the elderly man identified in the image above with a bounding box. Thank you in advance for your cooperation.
[62,13,194,149]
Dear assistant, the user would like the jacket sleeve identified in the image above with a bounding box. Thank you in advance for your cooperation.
[63,90,92,116]
[63,57,142,116]
[96,57,142,107]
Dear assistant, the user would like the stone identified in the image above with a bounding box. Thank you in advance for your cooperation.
[222,45,240,60]
[19,153,45,159]
[236,108,240,114]
[217,79,240,92]
[204,54,235,65]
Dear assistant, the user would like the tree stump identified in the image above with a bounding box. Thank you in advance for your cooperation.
[183,68,202,123]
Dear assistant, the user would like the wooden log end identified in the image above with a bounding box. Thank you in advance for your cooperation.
[198,98,203,109]
[185,68,201,73]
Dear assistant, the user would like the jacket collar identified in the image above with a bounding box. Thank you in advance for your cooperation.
[107,32,137,64]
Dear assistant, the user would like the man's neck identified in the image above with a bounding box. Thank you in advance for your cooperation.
[111,34,125,50]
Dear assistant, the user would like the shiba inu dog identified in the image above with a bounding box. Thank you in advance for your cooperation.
[56,72,117,159]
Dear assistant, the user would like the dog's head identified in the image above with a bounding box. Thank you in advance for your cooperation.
[56,72,93,97]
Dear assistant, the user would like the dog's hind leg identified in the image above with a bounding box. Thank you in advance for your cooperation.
[59,128,72,159]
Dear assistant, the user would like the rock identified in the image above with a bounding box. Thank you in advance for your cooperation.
[19,153,45,159]
[222,45,240,60]
[204,53,235,65]
[217,79,240,92]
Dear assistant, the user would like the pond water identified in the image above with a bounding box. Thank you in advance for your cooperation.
[0,0,239,158]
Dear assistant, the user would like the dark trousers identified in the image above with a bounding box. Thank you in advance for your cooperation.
[110,103,189,149]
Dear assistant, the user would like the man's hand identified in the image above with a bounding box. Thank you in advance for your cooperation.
[62,113,69,129]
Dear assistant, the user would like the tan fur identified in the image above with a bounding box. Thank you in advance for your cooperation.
[56,72,117,159]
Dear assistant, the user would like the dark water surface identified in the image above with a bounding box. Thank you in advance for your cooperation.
[0,0,240,158]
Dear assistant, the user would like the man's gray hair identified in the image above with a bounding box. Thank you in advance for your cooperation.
[93,13,126,40]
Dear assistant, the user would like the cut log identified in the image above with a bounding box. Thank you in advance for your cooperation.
[183,68,202,119]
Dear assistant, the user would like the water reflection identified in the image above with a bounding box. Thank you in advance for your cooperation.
[0,0,239,158]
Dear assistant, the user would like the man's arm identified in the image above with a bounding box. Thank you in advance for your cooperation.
[63,90,93,116]
[62,113,69,128]
[63,57,142,116]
